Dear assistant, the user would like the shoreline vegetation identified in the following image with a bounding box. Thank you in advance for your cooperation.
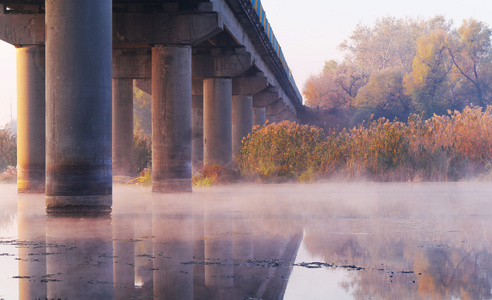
[235,106,492,184]
[1,106,491,186]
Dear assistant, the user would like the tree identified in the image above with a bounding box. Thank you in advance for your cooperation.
[133,81,152,135]
[356,68,413,120]
[303,60,366,111]
[339,16,421,73]
[404,29,456,117]
[448,18,492,108]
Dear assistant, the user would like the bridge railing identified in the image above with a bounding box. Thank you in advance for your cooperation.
[246,0,303,105]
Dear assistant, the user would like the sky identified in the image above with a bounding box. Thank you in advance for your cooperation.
[1,0,491,125]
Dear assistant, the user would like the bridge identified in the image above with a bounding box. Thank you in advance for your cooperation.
[0,0,303,213]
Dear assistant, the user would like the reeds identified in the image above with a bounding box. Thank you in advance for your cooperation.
[236,106,492,182]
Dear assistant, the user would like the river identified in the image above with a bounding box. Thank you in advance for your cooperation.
[0,182,491,299]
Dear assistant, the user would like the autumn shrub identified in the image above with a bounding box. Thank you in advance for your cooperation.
[407,106,492,180]
[236,121,325,181]
[236,106,492,182]
[134,130,152,174]
[0,127,16,172]
[342,119,411,180]
[192,162,239,186]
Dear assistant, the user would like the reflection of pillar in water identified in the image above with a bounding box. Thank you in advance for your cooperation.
[113,214,135,298]
[134,212,154,294]
[233,213,255,262]
[17,194,47,299]
[46,217,113,299]
[204,200,234,288]
[153,194,194,299]
[232,212,258,298]
[193,196,206,297]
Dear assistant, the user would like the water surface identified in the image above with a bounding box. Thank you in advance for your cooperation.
[0,182,491,299]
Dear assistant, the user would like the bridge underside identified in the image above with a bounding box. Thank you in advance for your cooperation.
[0,0,302,213]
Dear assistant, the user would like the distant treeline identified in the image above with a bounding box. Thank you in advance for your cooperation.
[303,16,492,127]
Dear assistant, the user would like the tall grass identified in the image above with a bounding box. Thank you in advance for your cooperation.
[237,106,492,182]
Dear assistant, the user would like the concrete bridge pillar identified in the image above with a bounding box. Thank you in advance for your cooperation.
[16,45,45,193]
[112,78,134,177]
[192,95,204,164]
[192,78,204,165]
[253,107,266,126]
[45,0,112,213]
[152,44,192,193]
[230,76,267,154]
[203,78,233,165]
[232,95,253,154]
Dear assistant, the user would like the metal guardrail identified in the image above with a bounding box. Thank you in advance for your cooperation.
[246,0,303,104]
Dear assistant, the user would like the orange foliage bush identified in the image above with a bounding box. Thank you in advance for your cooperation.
[236,106,492,182]
[236,121,325,181]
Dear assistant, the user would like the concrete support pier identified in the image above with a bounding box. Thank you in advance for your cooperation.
[45,0,113,213]
[112,78,134,177]
[152,45,192,193]
[232,95,253,154]
[203,78,232,165]
[192,95,204,164]
[253,107,266,127]
[16,46,45,193]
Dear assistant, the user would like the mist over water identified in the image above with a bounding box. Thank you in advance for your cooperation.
[1,182,492,299]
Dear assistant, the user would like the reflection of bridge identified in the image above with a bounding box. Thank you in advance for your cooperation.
[0,0,303,212]
[16,191,303,299]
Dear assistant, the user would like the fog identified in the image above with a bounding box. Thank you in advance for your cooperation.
[1,182,492,299]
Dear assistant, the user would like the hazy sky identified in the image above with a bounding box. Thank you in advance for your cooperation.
[0,0,491,125]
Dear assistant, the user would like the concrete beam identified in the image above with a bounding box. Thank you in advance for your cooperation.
[193,50,252,78]
[232,76,268,95]
[266,99,297,121]
[113,48,151,79]
[0,6,44,45]
[113,12,221,46]
[266,99,288,116]
[135,79,151,95]
[253,89,279,107]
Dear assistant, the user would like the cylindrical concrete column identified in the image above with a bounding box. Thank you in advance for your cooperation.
[192,95,204,165]
[253,106,266,127]
[113,78,134,177]
[203,78,232,165]
[16,46,45,193]
[232,95,253,154]
[152,45,192,193]
[45,0,112,213]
